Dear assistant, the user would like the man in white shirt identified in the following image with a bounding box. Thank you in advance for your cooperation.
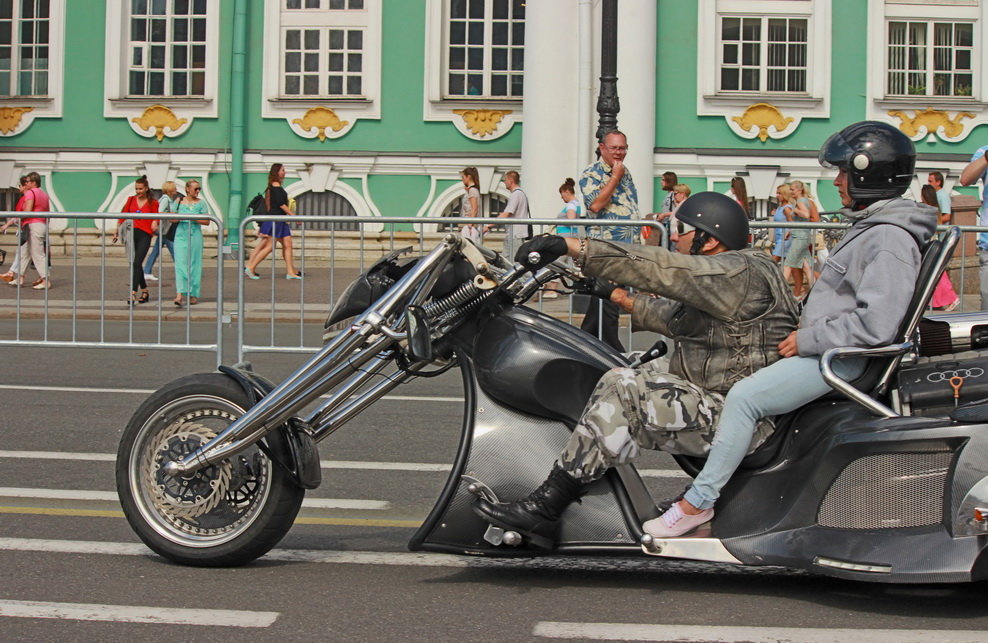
[485,171,530,259]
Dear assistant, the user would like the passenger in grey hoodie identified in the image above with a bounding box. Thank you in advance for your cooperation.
[644,122,939,538]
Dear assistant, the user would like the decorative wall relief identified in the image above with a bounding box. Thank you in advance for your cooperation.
[887,108,975,142]
[728,103,797,142]
[0,107,35,135]
[452,109,513,138]
[290,107,351,141]
[129,105,191,141]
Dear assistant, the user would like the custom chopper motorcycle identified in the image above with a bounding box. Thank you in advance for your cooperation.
[116,227,988,583]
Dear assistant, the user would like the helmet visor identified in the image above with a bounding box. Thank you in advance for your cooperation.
[818,131,855,170]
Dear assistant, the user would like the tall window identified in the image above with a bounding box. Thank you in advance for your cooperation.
[720,16,807,93]
[446,0,524,99]
[0,0,50,96]
[281,0,367,97]
[127,0,207,97]
[887,20,974,97]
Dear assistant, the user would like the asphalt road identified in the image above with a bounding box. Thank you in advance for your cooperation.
[3,339,988,642]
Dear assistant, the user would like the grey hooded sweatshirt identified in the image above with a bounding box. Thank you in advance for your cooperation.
[797,197,937,357]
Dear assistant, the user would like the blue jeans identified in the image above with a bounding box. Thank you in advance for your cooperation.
[683,355,863,510]
[143,233,175,274]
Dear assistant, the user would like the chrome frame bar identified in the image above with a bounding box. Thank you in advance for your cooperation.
[820,342,913,419]
[307,362,426,441]
[164,237,459,476]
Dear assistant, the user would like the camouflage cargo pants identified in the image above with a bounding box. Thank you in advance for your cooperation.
[558,361,773,484]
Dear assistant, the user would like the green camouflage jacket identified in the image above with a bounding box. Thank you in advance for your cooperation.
[580,240,799,394]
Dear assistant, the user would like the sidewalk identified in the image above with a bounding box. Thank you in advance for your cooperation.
[0,256,597,324]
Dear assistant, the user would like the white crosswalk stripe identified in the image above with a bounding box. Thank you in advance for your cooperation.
[0,450,688,478]
[0,487,389,510]
[532,621,988,642]
[0,599,278,628]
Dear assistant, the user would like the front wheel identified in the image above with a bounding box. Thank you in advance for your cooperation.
[116,372,305,566]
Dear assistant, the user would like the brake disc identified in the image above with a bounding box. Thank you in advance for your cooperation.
[146,417,233,521]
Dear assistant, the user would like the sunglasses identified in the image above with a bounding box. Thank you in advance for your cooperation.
[676,220,696,235]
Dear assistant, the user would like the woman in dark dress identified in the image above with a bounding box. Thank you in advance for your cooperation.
[244,163,301,279]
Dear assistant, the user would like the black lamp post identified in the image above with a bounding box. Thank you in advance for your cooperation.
[595,0,619,141]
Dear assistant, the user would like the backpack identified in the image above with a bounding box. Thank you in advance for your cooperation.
[247,192,266,217]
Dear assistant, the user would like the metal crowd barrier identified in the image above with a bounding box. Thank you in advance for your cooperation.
[750,217,977,308]
[0,211,226,364]
[235,215,666,360]
[3,209,986,365]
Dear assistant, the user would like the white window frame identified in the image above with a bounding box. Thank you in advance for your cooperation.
[0,0,64,136]
[717,14,809,95]
[262,0,380,130]
[885,19,974,99]
[870,1,985,107]
[0,0,52,97]
[123,0,211,98]
[697,0,830,118]
[423,0,523,139]
[104,0,220,121]
[443,0,525,100]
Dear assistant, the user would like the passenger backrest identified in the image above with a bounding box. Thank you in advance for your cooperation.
[865,226,960,397]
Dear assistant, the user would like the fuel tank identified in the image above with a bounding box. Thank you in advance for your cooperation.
[470,306,627,425]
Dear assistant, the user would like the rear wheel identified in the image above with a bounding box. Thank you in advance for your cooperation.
[116,373,304,566]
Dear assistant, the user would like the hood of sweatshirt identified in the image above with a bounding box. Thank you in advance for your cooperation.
[836,197,937,251]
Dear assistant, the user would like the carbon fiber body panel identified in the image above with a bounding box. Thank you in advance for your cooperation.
[410,356,640,555]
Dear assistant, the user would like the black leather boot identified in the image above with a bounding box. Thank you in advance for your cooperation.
[472,467,585,550]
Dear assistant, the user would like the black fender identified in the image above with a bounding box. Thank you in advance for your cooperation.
[217,364,322,490]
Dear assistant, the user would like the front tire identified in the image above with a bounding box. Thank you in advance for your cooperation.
[116,372,304,566]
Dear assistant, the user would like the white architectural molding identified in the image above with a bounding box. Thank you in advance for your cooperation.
[103,0,220,140]
[866,0,988,143]
[100,172,221,232]
[697,0,831,141]
[422,0,521,140]
[0,0,66,137]
[419,179,509,234]
[261,1,381,139]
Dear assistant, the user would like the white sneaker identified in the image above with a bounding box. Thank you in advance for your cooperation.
[642,501,714,538]
[144,273,158,281]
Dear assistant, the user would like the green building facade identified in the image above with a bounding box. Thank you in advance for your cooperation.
[1,0,986,239]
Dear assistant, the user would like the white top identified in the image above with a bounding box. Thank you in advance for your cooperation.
[503,187,530,238]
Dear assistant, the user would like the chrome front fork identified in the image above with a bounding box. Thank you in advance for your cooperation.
[163,238,458,477]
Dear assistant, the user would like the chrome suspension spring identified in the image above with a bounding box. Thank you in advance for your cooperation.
[423,280,481,317]
[435,288,494,327]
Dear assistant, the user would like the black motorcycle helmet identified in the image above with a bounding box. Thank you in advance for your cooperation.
[818,121,915,205]
[674,191,749,253]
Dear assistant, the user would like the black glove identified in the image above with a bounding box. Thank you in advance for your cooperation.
[578,276,618,301]
[514,235,569,270]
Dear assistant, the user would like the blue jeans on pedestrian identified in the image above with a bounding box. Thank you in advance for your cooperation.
[683,354,864,510]
[143,233,175,274]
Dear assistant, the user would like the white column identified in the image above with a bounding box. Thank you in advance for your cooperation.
[520,0,581,223]
[616,0,657,215]
[577,0,595,172]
